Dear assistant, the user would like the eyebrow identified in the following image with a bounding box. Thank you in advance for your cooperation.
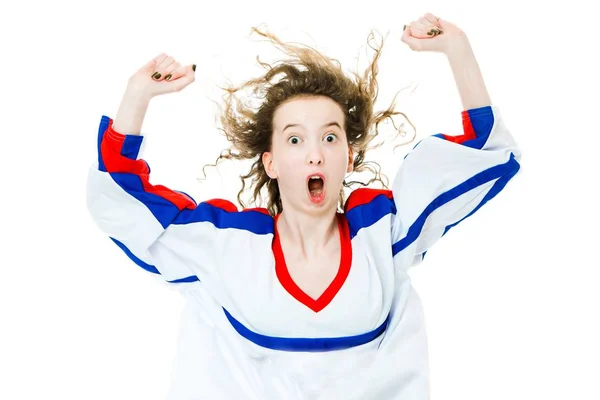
[282,121,342,132]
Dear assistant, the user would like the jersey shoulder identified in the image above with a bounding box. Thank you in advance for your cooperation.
[345,187,394,212]
[203,198,271,216]
[344,187,396,238]
[178,198,274,236]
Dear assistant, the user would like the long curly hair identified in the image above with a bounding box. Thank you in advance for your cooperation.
[202,27,416,216]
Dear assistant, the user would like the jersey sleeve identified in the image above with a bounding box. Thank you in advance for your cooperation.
[390,105,522,269]
[86,115,239,290]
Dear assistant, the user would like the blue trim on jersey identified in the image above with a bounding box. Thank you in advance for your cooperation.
[109,237,200,283]
[121,134,144,160]
[110,237,160,274]
[430,106,494,150]
[168,275,200,283]
[392,153,520,256]
[407,107,494,162]
[110,172,182,230]
[106,173,272,235]
[404,139,423,160]
[223,308,389,352]
[460,106,494,150]
[97,116,181,230]
[442,152,520,236]
[174,205,274,235]
[345,194,397,239]
[98,116,109,172]
[98,115,145,162]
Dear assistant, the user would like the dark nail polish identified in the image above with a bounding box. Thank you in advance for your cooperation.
[403,25,406,31]
[152,72,161,79]
[192,64,196,72]
[165,74,172,80]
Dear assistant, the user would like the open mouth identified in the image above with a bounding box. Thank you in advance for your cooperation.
[307,174,325,203]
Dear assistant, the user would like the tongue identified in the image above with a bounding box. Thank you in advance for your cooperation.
[309,178,323,194]
[308,179,323,195]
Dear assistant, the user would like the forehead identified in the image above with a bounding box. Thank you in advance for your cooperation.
[273,96,345,131]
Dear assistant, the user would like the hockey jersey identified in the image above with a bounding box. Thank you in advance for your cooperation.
[86,105,522,399]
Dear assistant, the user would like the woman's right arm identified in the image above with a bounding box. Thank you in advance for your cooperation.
[113,52,196,135]
[111,89,151,136]
[86,54,231,289]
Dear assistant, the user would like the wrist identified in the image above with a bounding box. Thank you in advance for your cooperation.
[122,84,153,105]
[443,36,472,60]
[113,87,152,135]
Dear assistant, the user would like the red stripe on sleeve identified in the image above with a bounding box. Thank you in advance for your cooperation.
[243,207,271,216]
[440,110,477,144]
[100,119,196,211]
[206,199,238,212]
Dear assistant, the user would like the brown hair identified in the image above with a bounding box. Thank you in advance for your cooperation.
[202,27,416,216]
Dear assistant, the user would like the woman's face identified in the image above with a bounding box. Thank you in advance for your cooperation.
[263,95,353,214]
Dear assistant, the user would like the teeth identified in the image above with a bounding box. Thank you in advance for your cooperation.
[309,176,321,179]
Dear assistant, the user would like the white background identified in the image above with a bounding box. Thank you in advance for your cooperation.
[1,0,598,399]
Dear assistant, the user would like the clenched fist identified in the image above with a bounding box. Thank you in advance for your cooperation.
[126,53,196,99]
[401,13,468,54]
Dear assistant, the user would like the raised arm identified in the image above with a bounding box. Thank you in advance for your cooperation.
[112,53,196,134]
[445,38,491,110]
[389,14,522,269]
[86,54,231,289]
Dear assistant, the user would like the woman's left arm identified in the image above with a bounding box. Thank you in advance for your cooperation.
[446,39,492,110]
[402,12,492,110]
[390,14,523,270]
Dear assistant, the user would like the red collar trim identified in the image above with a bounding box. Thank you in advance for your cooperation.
[273,213,352,313]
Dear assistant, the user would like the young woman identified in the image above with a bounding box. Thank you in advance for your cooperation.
[87,13,522,399]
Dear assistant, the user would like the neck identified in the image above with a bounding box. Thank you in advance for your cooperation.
[277,207,339,258]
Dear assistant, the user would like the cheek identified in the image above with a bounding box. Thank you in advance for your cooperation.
[332,149,351,170]
[273,153,303,179]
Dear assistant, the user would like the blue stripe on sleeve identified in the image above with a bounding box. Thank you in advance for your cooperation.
[442,153,521,237]
[120,134,144,160]
[97,116,109,172]
[392,154,520,256]
[110,237,160,274]
[174,205,275,235]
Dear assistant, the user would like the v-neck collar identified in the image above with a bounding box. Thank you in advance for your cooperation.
[272,212,352,313]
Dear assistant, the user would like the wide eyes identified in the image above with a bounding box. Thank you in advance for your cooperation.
[287,133,338,144]
[324,133,338,143]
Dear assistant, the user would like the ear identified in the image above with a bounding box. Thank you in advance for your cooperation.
[262,151,278,179]
[346,147,354,173]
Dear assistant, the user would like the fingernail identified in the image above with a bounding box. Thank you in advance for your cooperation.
[427,30,434,36]
[192,64,196,72]
[152,72,161,79]
[403,25,407,31]
[165,74,172,81]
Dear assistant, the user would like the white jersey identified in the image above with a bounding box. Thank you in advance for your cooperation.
[86,105,522,399]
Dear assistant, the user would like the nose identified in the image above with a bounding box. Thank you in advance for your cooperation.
[307,149,323,165]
